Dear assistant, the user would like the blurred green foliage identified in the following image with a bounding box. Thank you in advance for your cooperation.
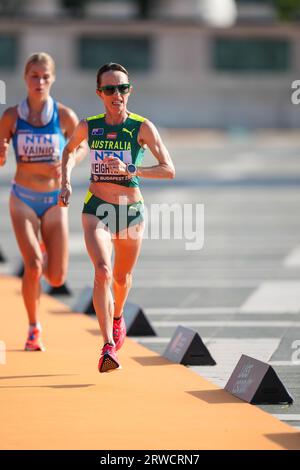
[272,0,300,20]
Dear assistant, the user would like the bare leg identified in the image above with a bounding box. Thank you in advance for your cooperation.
[9,194,42,325]
[41,205,69,286]
[112,222,144,317]
[82,213,114,345]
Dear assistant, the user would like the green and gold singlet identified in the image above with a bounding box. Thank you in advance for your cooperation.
[86,113,146,187]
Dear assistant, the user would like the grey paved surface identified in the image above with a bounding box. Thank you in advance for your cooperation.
[1,130,300,430]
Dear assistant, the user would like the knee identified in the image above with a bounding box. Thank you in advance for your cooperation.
[48,270,66,287]
[24,257,43,281]
[94,262,112,285]
[113,271,132,289]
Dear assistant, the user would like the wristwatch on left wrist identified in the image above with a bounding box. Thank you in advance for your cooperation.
[126,163,137,176]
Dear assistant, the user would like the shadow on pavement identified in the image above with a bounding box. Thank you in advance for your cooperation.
[48,309,73,315]
[86,329,100,336]
[0,384,95,389]
[264,432,300,450]
[132,356,172,367]
[0,374,76,380]
[187,389,244,404]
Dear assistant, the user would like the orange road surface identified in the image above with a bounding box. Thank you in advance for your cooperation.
[0,275,299,450]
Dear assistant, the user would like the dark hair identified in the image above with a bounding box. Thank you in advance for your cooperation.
[96,63,129,88]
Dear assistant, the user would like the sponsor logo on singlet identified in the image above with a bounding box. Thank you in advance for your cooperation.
[91,128,104,136]
[17,132,60,163]
[122,128,135,138]
[90,149,132,182]
[107,132,117,139]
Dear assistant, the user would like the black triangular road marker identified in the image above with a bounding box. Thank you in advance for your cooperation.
[41,279,72,296]
[13,260,24,278]
[225,355,293,405]
[0,247,6,263]
[163,325,216,366]
[181,334,216,366]
[124,302,156,336]
[47,284,72,296]
[73,286,95,314]
[73,291,156,336]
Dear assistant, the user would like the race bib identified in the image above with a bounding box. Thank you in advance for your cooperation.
[17,132,60,163]
[90,149,132,182]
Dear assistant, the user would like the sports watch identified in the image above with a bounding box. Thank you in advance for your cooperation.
[126,163,137,176]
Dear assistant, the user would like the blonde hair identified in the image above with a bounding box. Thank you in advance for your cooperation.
[24,52,56,76]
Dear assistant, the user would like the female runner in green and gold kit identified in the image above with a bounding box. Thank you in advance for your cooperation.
[59,63,175,373]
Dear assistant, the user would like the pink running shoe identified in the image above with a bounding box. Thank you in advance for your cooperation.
[24,328,45,352]
[98,343,120,373]
[113,315,126,351]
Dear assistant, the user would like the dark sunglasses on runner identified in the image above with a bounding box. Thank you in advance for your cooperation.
[98,84,131,96]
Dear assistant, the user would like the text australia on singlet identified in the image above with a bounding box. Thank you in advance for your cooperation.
[17,132,60,162]
[90,139,133,182]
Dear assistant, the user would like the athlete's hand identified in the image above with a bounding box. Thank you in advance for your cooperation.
[58,183,72,207]
[103,156,128,175]
[0,138,9,167]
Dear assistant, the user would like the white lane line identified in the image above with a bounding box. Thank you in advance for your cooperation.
[192,338,280,388]
[0,265,12,275]
[151,321,300,328]
[145,307,299,316]
[69,234,86,255]
[134,280,258,288]
[133,337,170,344]
[136,339,297,370]
[268,361,300,366]
[211,153,264,179]
[240,281,300,314]
[272,415,300,422]
[284,247,300,267]
[135,336,282,348]
[134,337,280,390]
[146,307,239,315]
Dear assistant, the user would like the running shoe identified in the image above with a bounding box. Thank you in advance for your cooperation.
[113,315,126,351]
[98,343,120,373]
[24,328,45,352]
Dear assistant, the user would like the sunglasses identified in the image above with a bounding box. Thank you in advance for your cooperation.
[98,84,131,96]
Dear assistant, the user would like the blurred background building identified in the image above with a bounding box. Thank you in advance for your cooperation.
[0,0,300,128]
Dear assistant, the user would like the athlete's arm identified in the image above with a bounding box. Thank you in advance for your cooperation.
[0,107,16,167]
[59,119,88,206]
[136,120,175,179]
[59,105,88,164]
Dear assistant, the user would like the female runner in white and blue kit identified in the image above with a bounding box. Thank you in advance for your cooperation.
[0,52,86,351]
